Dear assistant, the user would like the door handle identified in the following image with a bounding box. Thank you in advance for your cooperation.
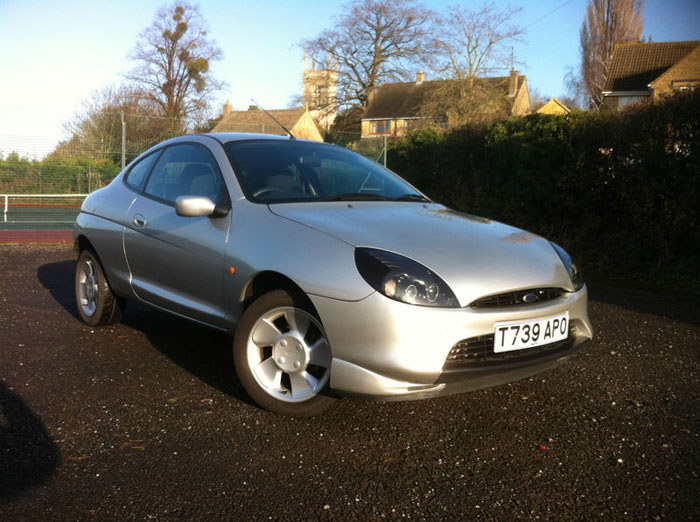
[132,214,147,227]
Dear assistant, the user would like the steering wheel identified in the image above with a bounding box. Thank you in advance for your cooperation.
[253,187,286,198]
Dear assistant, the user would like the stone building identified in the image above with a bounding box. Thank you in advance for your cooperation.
[361,69,530,138]
[536,97,571,115]
[212,106,323,142]
[211,53,337,141]
[303,50,339,132]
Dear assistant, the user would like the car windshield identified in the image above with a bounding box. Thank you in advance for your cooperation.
[224,139,427,204]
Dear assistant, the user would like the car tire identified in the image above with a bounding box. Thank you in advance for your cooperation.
[233,289,335,416]
[75,249,124,327]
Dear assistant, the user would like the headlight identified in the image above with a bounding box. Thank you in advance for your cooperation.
[550,242,584,291]
[354,248,459,307]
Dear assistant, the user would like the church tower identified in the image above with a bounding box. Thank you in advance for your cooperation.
[303,50,338,132]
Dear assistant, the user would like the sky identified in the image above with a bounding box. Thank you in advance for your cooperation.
[1,0,699,158]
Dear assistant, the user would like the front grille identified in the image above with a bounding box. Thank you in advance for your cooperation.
[443,328,575,370]
[469,287,564,308]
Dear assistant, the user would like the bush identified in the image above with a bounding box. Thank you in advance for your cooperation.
[386,90,700,288]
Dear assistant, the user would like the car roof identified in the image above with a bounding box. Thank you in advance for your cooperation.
[203,132,293,144]
[157,132,326,149]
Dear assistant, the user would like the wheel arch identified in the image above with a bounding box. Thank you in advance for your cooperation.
[73,234,94,259]
[240,271,321,321]
[73,234,127,298]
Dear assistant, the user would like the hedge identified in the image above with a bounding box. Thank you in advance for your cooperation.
[387,90,700,290]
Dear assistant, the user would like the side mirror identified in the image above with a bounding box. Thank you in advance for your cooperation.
[175,196,229,218]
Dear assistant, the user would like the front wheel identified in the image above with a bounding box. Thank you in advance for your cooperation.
[233,290,335,416]
[75,249,124,326]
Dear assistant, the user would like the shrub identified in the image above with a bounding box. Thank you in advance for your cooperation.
[386,90,700,286]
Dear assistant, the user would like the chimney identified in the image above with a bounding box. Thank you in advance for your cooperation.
[416,71,425,84]
[223,100,233,115]
[508,69,518,96]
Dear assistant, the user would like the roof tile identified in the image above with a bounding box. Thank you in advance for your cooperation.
[605,41,700,92]
[213,108,307,135]
[363,76,523,120]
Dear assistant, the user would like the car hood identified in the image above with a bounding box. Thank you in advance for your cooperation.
[269,202,574,306]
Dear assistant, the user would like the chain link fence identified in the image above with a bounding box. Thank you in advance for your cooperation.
[1,112,187,241]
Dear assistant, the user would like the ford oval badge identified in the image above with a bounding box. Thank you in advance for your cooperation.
[522,292,538,303]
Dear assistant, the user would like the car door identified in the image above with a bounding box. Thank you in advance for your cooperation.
[123,142,231,327]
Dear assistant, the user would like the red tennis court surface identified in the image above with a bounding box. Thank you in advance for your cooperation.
[1,202,80,243]
[0,230,73,243]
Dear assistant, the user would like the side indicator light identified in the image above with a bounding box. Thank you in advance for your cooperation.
[229,266,236,275]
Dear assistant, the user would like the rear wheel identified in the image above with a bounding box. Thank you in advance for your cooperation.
[234,290,335,416]
[75,249,124,326]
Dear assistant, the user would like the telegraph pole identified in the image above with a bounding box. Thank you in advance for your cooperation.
[121,111,126,170]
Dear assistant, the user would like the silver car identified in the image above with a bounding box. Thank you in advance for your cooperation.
[74,133,593,416]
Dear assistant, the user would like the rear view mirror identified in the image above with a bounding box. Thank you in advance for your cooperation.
[300,153,321,167]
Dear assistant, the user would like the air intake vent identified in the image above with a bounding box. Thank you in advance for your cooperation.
[469,288,564,308]
[444,328,575,369]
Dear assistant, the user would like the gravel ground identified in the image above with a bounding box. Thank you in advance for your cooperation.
[1,244,699,521]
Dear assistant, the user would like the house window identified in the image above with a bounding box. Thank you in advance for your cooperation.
[672,80,699,91]
[406,119,419,132]
[618,95,644,108]
[371,120,391,134]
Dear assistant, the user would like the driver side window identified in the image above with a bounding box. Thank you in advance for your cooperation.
[144,144,224,205]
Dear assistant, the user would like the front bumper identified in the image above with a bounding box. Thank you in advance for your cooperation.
[310,285,592,399]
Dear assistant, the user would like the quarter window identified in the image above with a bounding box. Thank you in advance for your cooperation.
[125,152,159,191]
[144,144,225,204]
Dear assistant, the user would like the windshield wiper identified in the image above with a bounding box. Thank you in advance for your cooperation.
[392,193,431,202]
[324,193,392,201]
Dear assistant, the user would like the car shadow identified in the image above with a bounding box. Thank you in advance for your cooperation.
[0,381,61,500]
[120,304,255,408]
[37,260,80,320]
[36,260,255,409]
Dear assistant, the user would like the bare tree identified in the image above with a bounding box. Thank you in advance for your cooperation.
[430,3,524,83]
[529,87,551,112]
[578,0,644,108]
[419,2,524,126]
[417,78,514,127]
[558,95,582,110]
[302,0,434,112]
[126,2,225,126]
[63,86,141,161]
[62,85,184,163]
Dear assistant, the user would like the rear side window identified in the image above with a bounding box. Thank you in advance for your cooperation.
[125,152,159,191]
[143,143,225,205]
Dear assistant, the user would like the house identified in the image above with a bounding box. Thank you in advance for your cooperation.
[212,104,324,142]
[536,97,571,115]
[211,54,337,141]
[361,69,530,138]
[602,40,700,110]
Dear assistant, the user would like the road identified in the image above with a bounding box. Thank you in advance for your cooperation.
[1,245,699,521]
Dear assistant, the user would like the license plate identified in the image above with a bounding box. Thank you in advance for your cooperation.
[494,312,569,353]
